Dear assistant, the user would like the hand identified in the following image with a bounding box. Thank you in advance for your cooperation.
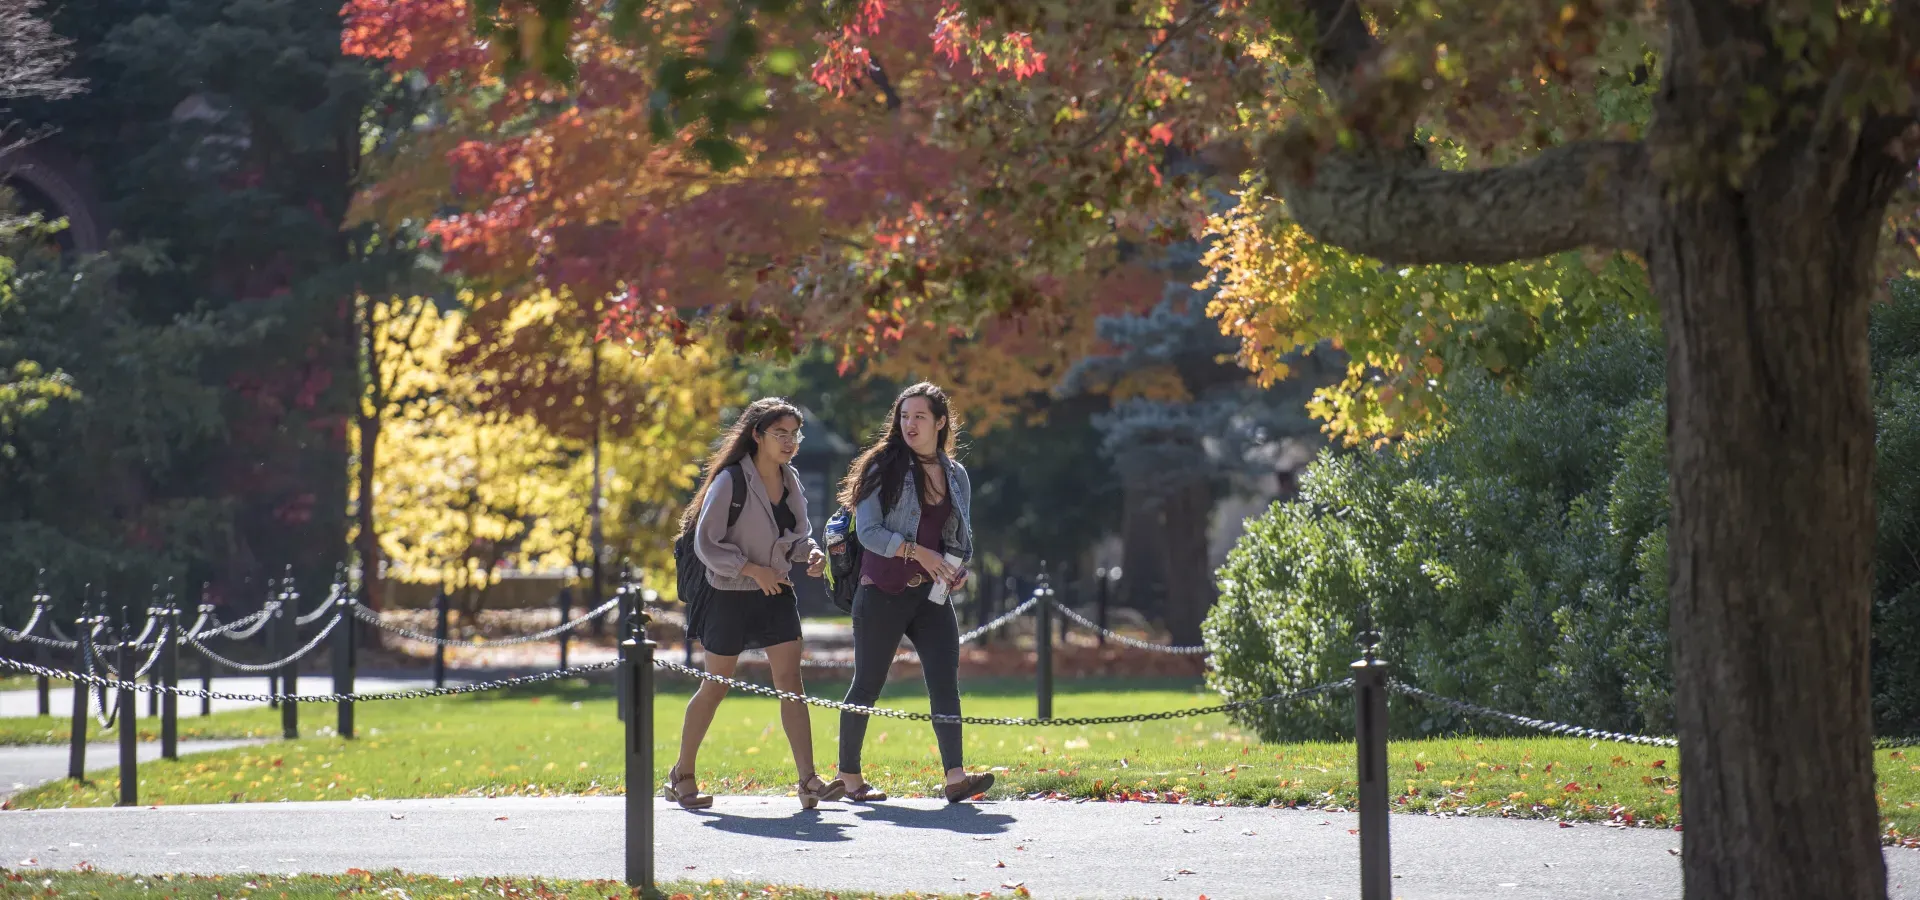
[912,545,957,583]
[947,566,969,591]
[805,547,826,578]
[742,563,792,596]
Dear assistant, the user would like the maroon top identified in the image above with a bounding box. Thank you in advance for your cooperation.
[861,494,951,594]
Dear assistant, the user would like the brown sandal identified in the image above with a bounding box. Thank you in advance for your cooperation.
[835,778,888,802]
[662,766,714,810]
[797,774,846,810]
[944,771,995,803]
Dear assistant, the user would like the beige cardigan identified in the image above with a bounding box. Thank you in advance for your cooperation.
[693,462,820,592]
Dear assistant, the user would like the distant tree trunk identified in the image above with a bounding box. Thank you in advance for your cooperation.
[1153,476,1215,646]
[1119,484,1165,617]
[1650,119,1902,900]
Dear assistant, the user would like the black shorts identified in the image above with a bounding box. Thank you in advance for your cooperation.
[687,584,802,656]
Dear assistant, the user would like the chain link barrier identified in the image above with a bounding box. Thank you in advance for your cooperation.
[130,626,170,680]
[185,614,343,673]
[1387,679,1679,747]
[199,605,279,641]
[0,619,77,650]
[1044,597,1210,655]
[294,594,338,626]
[654,656,1351,726]
[0,654,619,704]
[353,596,621,648]
[959,596,1037,645]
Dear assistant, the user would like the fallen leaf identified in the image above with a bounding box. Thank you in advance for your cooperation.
[495,816,509,821]
[389,814,405,820]
[1176,869,1196,875]
[346,869,371,878]
[1668,848,1680,857]
[1241,830,1257,836]
[1557,822,1573,829]
[995,861,1006,868]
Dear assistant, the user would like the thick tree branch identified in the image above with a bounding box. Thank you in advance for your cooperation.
[1270,139,1651,265]
[1258,0,1650,264]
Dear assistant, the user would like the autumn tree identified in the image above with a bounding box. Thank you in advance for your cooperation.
[354,293,740,612]
[348,1,1920,892]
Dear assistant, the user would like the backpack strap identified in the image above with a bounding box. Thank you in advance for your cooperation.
[725,462,749,529]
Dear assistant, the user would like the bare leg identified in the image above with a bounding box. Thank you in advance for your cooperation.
[763,639,817,783]
[675,651,739,778]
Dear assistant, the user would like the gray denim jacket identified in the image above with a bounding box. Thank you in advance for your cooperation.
[852,457,974,565]
[694,463,820,592]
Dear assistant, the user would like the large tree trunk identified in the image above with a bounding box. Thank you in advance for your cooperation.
[1650,146,1894,899]
[1154,476,1216,646]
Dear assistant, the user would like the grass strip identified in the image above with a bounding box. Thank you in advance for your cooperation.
[5,677,1919,840]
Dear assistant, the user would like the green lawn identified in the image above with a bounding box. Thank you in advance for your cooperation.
[0,697,283,746]
[0,869,978,900]
[7,676,1919,841]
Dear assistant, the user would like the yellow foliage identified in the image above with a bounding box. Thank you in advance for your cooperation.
[349,296,741,592]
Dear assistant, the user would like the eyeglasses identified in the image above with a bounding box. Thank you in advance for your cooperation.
[765,429,804,445]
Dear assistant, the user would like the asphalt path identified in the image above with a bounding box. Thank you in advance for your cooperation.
[8,795,1920,899]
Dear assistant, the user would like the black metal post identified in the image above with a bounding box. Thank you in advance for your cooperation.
[1095,568,1109,647]
[160,605,179,760]
[1034,571,1053,720]
[266,593,281,710]
[116,620,137,807]
[622,617,657,894]
[34,638,50,715]
[67,613,90,781]
[280,575,299,740]
[1353,654,1392,900]
[433,587,449,688]
[333,581,357,740]
[197,602,215,717]
[556,587,572,671]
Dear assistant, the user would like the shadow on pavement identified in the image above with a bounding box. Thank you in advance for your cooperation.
[851,802,1015,835]
[693,809,855,843]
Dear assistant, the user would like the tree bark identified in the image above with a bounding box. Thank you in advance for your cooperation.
[1647,107,1908,900]
[1154,476,1216,646]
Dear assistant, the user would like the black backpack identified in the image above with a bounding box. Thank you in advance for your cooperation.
[822,505,862,613]
[673,463,748,607]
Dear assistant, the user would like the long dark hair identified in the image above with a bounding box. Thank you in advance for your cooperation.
[838,382,956,515]
[677,397,804,537]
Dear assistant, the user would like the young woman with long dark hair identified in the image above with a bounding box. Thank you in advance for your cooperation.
[831,382,995,804]
[665,398,842,810]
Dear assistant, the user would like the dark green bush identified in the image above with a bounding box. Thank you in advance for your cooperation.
[1210,283,1920,740]
[1207,320,1670,739]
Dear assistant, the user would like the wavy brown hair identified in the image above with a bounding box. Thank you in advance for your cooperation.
[676,398,805,537]
[837,382,956,516]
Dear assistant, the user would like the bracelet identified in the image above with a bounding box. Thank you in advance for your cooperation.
[902,540,917,559]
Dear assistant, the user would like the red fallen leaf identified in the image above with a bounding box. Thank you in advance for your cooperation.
[1672,824,1683,832]
[1563,783,1584,793]
[1650,760,1667,769]
[995,861,1006,868]
[271,758,284,768]
[495,816,509,821]
[1414,761,1429,772]
[1557,822,1573,828]
[1176,869,1196,875]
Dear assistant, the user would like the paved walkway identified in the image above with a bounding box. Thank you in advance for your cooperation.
[0,676,461,719]
[1,739,267,801]
[7,796,1920,899]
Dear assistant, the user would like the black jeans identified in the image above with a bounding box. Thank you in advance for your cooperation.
[839,582,964,774]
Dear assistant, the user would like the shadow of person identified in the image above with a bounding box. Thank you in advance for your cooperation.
[851,802,1016,835]
[692,809,856,843]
